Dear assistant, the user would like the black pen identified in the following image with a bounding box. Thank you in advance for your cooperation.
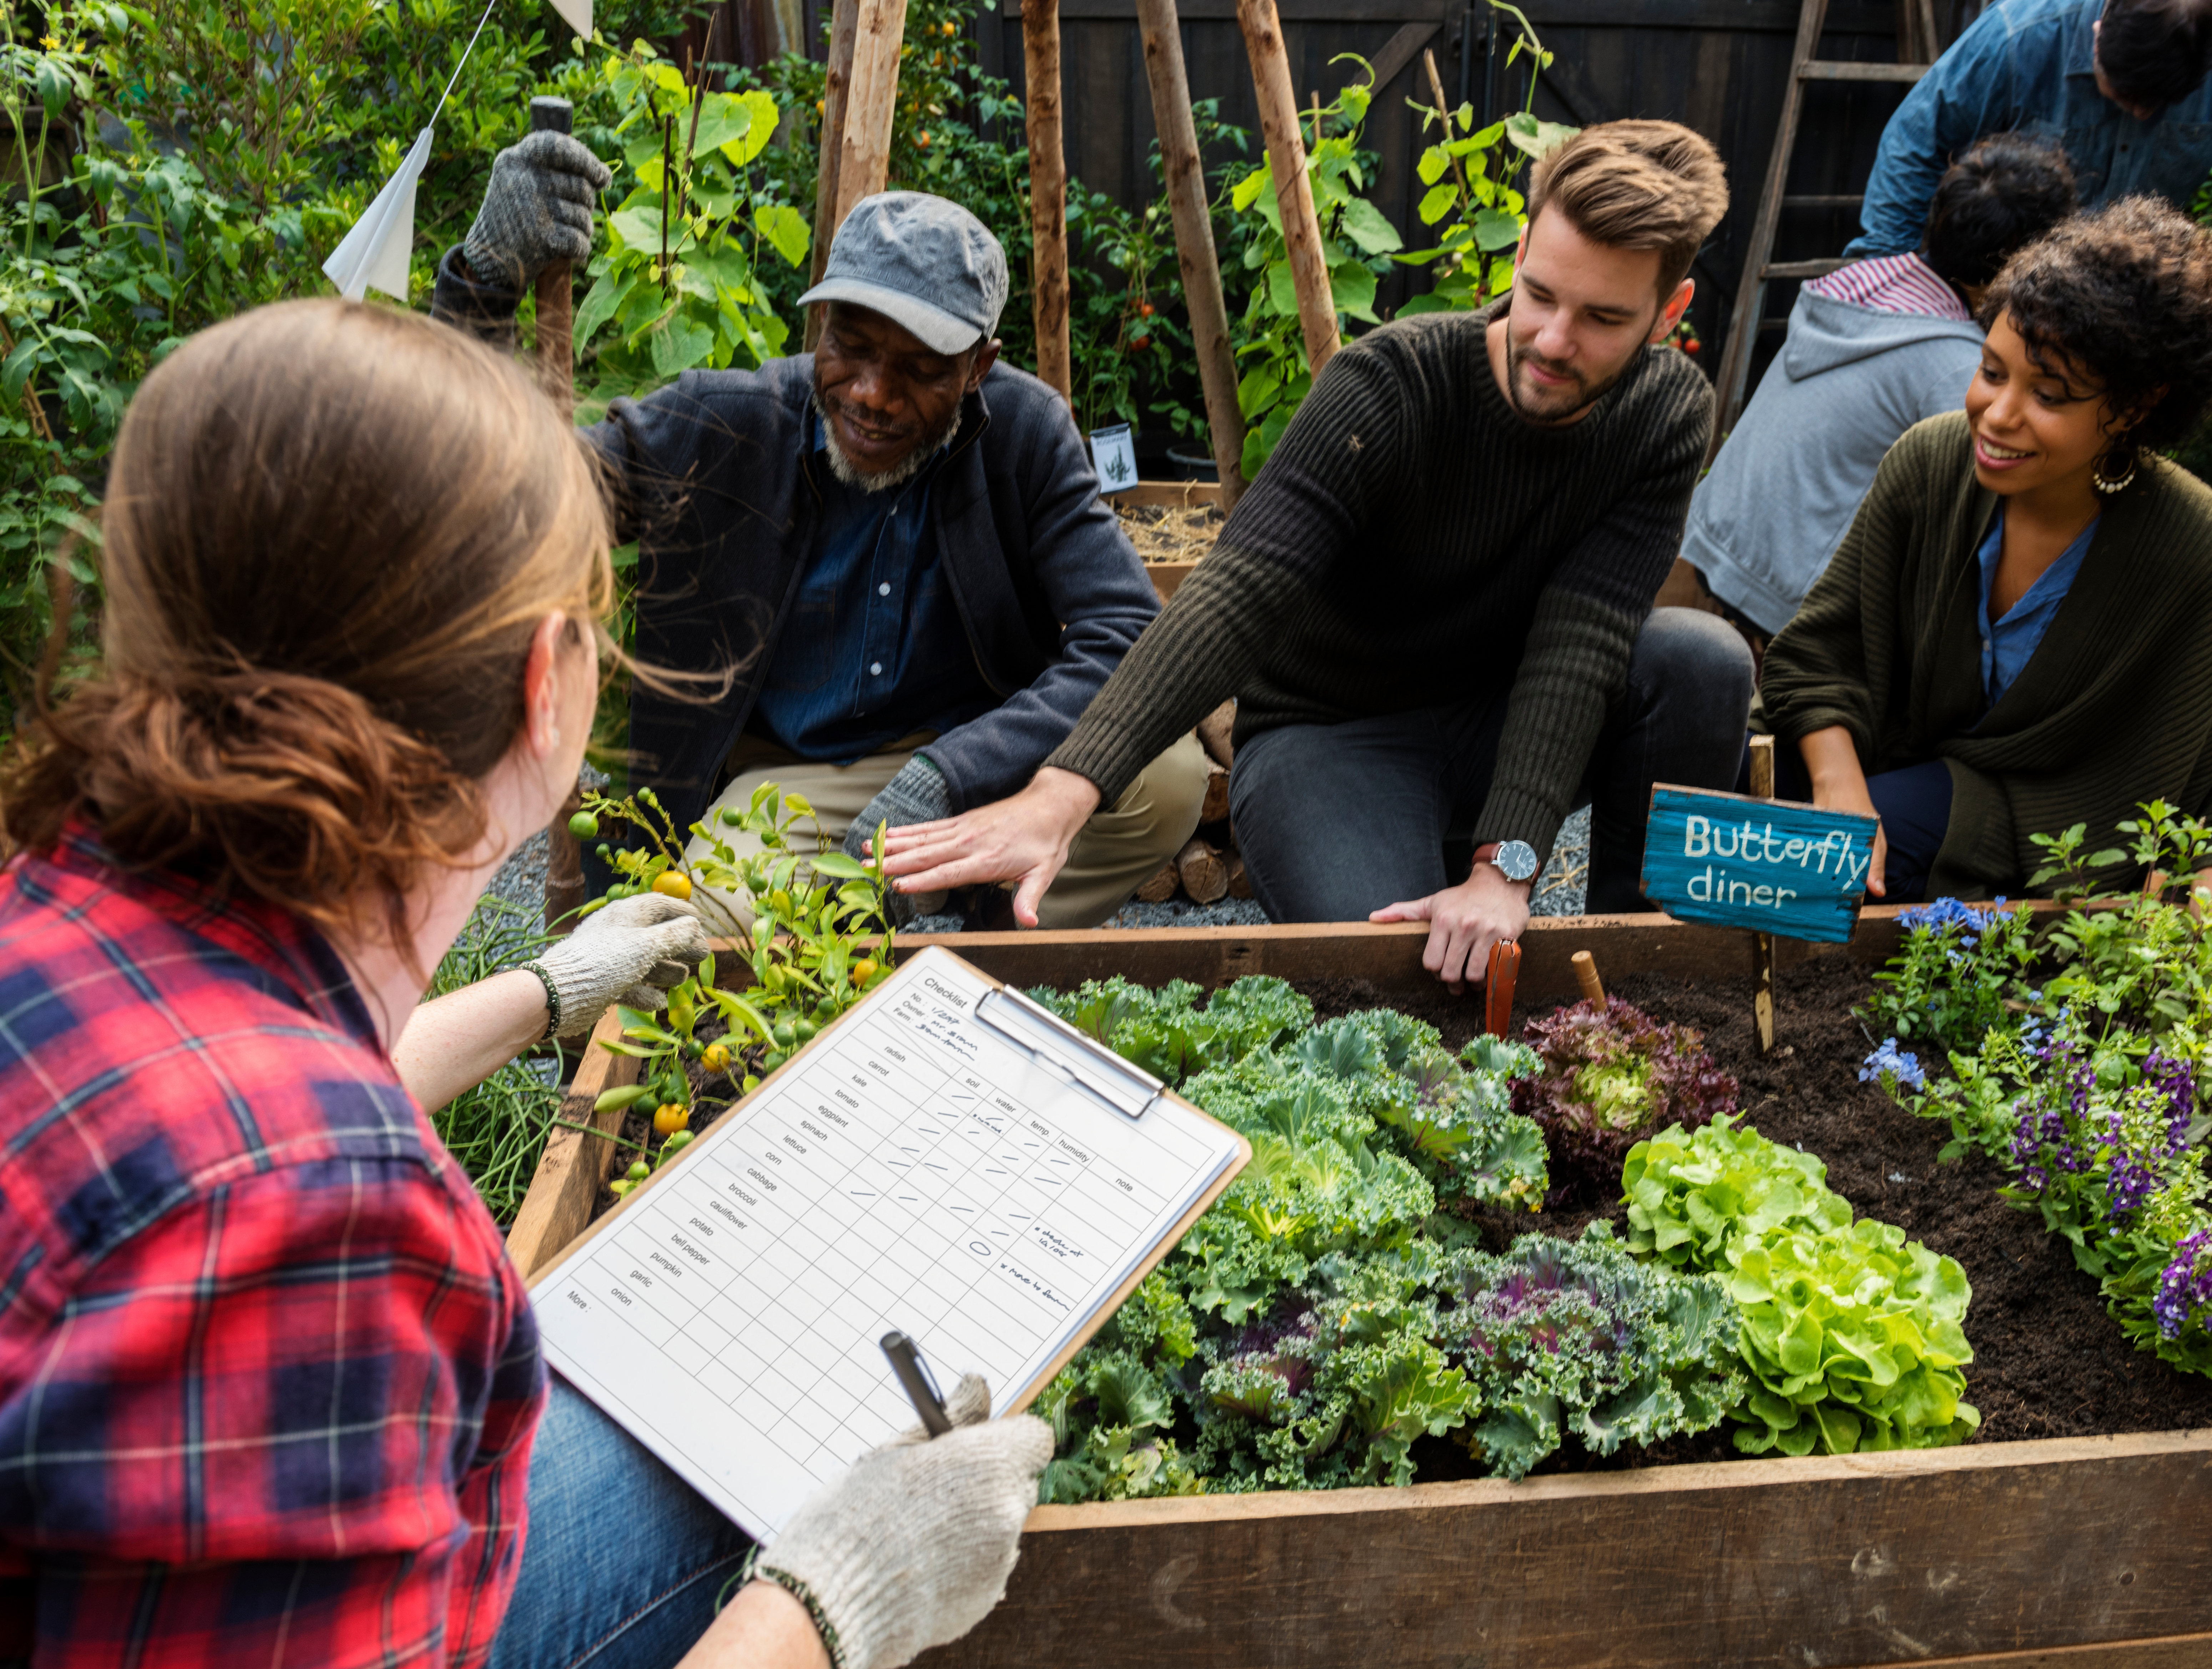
[880,1330,952,1437]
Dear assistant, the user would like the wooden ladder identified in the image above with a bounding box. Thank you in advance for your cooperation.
[1707,0,1939,460]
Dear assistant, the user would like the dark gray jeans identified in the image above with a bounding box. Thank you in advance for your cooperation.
[1228,607,1756,920]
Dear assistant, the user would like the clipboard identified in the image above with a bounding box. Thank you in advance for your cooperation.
[528,945,1251,1540]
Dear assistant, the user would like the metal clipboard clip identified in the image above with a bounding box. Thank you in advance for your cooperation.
[972,986,1165,1121]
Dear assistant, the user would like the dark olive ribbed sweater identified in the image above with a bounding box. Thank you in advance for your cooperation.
[1046,303,1713,863]
[1758,411,2212,897]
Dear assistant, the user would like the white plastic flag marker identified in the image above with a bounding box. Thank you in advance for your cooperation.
[547,0,591,36]
[322,125,434,301]
[320,0,522,302]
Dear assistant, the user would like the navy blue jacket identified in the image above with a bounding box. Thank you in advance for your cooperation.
[433,254,1159,831]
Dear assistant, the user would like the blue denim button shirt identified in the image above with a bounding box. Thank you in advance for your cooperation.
[1975,503,2097,708]
[749,420,996,762]
[1848,0,2212,257]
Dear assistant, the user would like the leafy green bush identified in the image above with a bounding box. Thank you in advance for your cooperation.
[1513,995,1737,1206]
[1623,1116,1979,1455]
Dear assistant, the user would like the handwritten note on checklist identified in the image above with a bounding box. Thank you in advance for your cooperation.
[531,947,1248,1541]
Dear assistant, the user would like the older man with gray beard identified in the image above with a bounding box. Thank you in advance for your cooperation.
[435,170,1206,930]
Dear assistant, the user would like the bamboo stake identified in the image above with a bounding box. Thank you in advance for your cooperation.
[1571,949,1604,1007]
[805,0,861,348]
[1135,0,1247,502]
[1236,0,1338,377]
[1749,733,1777,1052]
[1421,49,1474,202]
[1022,0,1071,401]
[833,0,910,232]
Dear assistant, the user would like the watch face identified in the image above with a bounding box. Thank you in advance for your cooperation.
[1494,840,1540,882]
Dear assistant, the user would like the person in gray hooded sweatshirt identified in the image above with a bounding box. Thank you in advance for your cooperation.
[1673,135,2076,642]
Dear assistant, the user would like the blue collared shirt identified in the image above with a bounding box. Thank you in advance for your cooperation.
[749,421,996,762]
[1848,0,2212,257]
[1975,504,2097,708]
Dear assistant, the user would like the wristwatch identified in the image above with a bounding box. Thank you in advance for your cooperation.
[1480,840,1540,885]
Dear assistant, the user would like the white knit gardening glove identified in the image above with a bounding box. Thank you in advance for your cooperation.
[755,1375,1050,1669]
[527,893,708,1040]
[462,130,612,290]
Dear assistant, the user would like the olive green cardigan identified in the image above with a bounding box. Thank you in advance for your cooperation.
[1757,411,2212,898]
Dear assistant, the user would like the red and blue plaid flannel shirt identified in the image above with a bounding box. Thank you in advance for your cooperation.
[0,827,546,1667]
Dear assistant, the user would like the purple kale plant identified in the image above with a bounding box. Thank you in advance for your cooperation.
[1512,996,1738,1206]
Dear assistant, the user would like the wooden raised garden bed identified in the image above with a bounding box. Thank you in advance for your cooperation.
[1108,479,1222,603]
[509,907,2212,1668]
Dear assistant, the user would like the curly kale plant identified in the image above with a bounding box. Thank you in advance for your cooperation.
[1025,974,1313,1087]
[1032,985,1739,1497]
[1623,1117,1979,1455]
[1514,996,1737,1205]
[1436,1223,1742,1480]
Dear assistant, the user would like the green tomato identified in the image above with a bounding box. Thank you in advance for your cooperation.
[762,1049,787,1071]
[663,1129,695,1154]
[793,1018,818,1043]
[569,811,600,840]
[721,806,743,826]
[772,1021,797,1049]
[626,1160,651,1183]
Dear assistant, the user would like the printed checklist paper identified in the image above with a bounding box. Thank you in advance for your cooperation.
[532,947,1248,1542]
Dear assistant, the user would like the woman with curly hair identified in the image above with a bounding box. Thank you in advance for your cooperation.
[1758,197,2212,900]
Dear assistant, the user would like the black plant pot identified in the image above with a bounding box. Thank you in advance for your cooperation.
[1167,445,1219,483]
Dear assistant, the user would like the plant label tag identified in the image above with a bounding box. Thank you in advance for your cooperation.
[1090,422,1137,492]
[1640,784,1880,944]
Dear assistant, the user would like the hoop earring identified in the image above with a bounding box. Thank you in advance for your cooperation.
[2093,442,2139,496]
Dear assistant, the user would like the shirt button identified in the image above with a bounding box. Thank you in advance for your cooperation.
[870,661,884,676]
[878,582,891,596]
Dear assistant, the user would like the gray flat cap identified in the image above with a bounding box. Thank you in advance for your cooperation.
[798,191,1009,354]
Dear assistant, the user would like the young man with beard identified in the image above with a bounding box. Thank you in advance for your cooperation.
[877,122,1756,988]
[435,183,1207,930]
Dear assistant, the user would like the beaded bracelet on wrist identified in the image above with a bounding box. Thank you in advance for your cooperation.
[518,960,561,1040]
[742,1553,847,1669]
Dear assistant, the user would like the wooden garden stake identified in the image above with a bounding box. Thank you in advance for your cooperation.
[1749,733,1777,1052]
[1237,0,1338,377]
[805,0,861,349]
[1571,949,1605,1007]
[529,96,576,418]
[1422,50,1474,202]
[1135,0,1248,501]
[1022,0,1072,402]
[833,0,910,233]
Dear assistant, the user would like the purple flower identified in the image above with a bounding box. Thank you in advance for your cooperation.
[2155,1230,2212,1340]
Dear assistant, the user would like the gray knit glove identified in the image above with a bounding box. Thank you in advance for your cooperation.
[529,893,708,1040]
[844,755,954,927]
[462,130,612,291]
[758,1375,1050,1669]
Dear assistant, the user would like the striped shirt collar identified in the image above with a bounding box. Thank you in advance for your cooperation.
[1806,252,1971,322]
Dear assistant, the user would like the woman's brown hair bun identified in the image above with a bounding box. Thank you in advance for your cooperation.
[3,297,613,956]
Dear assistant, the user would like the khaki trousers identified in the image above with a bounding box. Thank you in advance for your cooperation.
[684,733,1210,934]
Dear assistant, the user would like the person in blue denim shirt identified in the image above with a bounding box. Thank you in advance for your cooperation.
[1848,0,2212,259]
[436,186,1209,934]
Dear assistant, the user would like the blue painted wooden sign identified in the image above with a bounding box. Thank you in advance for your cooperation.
[1640,784,1881,944]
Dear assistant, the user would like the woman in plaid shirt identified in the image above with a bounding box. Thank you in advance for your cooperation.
[0,300,1047,1669]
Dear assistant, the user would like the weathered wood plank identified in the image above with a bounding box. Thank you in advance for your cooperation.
[920,1430,2212,1668]
[505,1008,640,1281]
[895,903,2022,1009]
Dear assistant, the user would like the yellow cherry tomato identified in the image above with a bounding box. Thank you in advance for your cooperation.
[654,1103,691,1136]
[700,1042,732,1075]
[653,871,693,901]
[851,957,879,985]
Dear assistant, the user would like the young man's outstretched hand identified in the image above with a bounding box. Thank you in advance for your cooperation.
[1369,859,1532,993]
[877,767,1101,927]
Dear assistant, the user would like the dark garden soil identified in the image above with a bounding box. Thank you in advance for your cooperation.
[590,952,2212,1475]
[1309,953,2212,1475]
